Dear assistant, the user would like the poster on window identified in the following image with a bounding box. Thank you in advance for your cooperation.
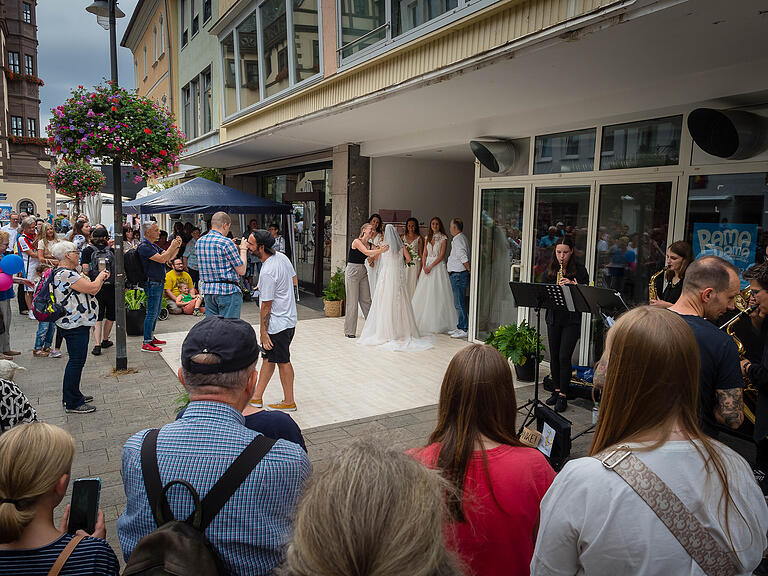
[693,223,757,286]
[0,205,12,223]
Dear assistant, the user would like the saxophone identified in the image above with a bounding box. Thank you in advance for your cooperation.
[556,260,564,284]
[648,266,668,301]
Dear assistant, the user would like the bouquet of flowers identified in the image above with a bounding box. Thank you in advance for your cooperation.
[405,243,418,267]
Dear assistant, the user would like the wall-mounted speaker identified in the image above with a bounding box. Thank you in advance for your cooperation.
[687,108,768,160]
[470,140,517,173]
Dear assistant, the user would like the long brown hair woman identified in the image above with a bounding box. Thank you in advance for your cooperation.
[532,306,768,575]
[650,240,694,308]
[344,223,389,338]
[412,344,555,576]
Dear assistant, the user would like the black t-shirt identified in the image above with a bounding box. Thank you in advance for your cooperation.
[661,278,683,304]
[546,263,590,326]
[137,240,166,281]
[678,314,743,438]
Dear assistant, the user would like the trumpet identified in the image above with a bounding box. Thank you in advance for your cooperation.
[648,266,668,301]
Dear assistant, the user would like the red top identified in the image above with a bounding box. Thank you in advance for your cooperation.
[412,443,555,576]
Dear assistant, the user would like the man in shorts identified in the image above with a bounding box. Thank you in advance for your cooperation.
[247,230,298,412]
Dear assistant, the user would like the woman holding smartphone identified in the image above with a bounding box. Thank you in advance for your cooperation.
[0,422,119,575]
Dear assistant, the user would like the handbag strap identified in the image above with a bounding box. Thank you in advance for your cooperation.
[595,446,741,576]
[47,534,85,576]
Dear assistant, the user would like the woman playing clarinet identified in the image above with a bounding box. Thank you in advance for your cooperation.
[544,238,589,413]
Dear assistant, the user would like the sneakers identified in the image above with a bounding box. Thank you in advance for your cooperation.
[554,396,568,413]
[28,310,35,320]
[450,329,468,339]
[142,343,162,353]
[447,329,459,336]
[345,334,356,338]
[91,345,101,356]
[3,350,20,356]
[62,396,93,408]
[49,349,62,358]
[268,400,297,412]
[545,391,559,406]
[65,403,96,414]
[100,339,114,349]
[151,337,166,346]
[192,309,203,317]
[33,349,50,357]
[249,398,263,408]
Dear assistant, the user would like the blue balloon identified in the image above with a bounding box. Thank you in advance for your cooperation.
[0,254,24,275]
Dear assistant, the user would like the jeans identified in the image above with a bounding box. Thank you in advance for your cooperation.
[449,270,470,331]
[143,280,164,344]
[546,321,581,395]
[34,321,55,350]
[61,325,90,408]
[204,292,242,319]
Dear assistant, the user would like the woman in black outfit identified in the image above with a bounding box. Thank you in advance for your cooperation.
[544,238,589,413]
[650,240,693,308]
[344,223,389,338]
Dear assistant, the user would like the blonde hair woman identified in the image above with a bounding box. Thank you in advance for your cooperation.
[344,223,389,338]
[531,307,768,575]
[280,441,462,576]
[36,223,59,268]
[0,422,119,575]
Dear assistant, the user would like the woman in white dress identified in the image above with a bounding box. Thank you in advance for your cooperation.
[412,217,458,335]
[365,214,384,297]
[359,224,433,351]
[402,217,423,300]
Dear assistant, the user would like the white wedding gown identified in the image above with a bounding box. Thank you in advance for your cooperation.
[412,233,458,334]
[365,232,382,297]
[359,225,434,351]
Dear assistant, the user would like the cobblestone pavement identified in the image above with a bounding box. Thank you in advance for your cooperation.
[6,296,595,560]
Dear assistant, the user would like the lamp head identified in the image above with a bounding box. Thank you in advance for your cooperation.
[86,0,126,19]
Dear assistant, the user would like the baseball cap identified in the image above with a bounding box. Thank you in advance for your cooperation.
[181,316,260,374]
[252,229,275,254]
[92,228,109,239]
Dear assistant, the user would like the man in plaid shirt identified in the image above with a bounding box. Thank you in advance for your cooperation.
[196,212,249,318]
[117,316,311,574]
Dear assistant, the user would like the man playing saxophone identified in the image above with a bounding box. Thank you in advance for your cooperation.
[668,256,744,437]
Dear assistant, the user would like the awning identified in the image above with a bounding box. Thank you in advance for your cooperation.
[123,177,292,215]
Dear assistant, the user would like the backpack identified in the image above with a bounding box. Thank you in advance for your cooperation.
[122,429,276,576]
[89,246,115,283]
[124,248,146,287]
[32,268,73,323]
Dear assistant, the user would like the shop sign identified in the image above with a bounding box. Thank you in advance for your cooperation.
[693,222,757,286]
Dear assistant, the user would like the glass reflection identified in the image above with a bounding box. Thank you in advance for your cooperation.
[293,0,320,81]
[340,0,386,58]
[393,0,457,36]
[221,33,236,117]
[238,13,261,108]
[534,129,596,175]
[600,116,682,170]
[262,0,290,98]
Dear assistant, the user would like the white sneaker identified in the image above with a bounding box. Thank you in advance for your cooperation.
[451,329,468,339]
[28,310,35,320]
[447,329,459,336]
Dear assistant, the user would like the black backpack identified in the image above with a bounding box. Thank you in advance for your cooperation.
[122,429,275,576]
[89,246,115,283]
[124,248,146,287]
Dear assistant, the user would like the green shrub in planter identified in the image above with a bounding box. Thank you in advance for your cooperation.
[322,267,346,302]
[486,321,544,366]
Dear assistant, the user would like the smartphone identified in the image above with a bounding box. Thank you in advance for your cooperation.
[67,478,101,535]
[97,258,107,273]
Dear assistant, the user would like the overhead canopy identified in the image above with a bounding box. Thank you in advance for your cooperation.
[122,177,292,215]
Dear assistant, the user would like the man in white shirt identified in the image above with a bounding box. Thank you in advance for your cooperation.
[269,223,286,253]
[246,229,299,412]
[447,218,471,339]
[1,213,20,254]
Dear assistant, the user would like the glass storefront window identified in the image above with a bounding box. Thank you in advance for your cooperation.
[476,188,524,342]
[238,13,261,108]
[685,173,768,282]
[262,0,290,98]
[600,116,682,170]
[534,129,596,174]
[221,33,237,117]
[590,182,672,362]
[294,0,321,81]
[393,0,457,36]
[339,0,386,58]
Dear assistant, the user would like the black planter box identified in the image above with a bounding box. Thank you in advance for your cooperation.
[126,308,146,336]
[514,355,537,382]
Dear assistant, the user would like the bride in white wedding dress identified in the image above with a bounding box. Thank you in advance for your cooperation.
[412,217,458,334]
[358,224,434,351]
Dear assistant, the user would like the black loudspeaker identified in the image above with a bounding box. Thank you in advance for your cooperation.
[470,140,517,173]
[687,108,768,160]
[535,404,572,471]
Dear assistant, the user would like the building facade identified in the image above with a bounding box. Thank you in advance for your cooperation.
[0,0,52,217]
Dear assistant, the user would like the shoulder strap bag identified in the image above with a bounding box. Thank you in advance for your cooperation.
[595,446,741,576]
[47,534,85,576]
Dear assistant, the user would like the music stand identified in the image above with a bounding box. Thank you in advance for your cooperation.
[509,282,576,434]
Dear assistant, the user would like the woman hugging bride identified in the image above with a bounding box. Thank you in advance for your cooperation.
[358,224,434,351]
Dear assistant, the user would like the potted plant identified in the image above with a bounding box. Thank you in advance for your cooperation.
[125,288,147,336]
[322,267,345,318]
[486,321,544,382]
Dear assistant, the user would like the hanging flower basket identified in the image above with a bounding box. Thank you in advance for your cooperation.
[46,82,186,182]
[48,160,106,200]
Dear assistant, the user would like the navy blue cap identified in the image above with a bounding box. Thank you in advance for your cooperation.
[181,316,260,374]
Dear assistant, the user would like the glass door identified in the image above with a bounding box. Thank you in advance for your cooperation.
[589,180,675,362]
[291,199,318,291]
[475,188,524,341]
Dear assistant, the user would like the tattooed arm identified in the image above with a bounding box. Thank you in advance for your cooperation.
[715,388,744,429]
[260,299,273,351]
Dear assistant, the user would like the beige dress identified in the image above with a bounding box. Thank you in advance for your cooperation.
[403,235,421,300]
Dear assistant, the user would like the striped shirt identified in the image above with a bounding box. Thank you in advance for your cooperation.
[117,401,311,575]
[196,230,243,295]
[0,533,119,575]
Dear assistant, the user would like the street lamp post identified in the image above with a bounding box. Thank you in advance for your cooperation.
[86,0,128,370]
